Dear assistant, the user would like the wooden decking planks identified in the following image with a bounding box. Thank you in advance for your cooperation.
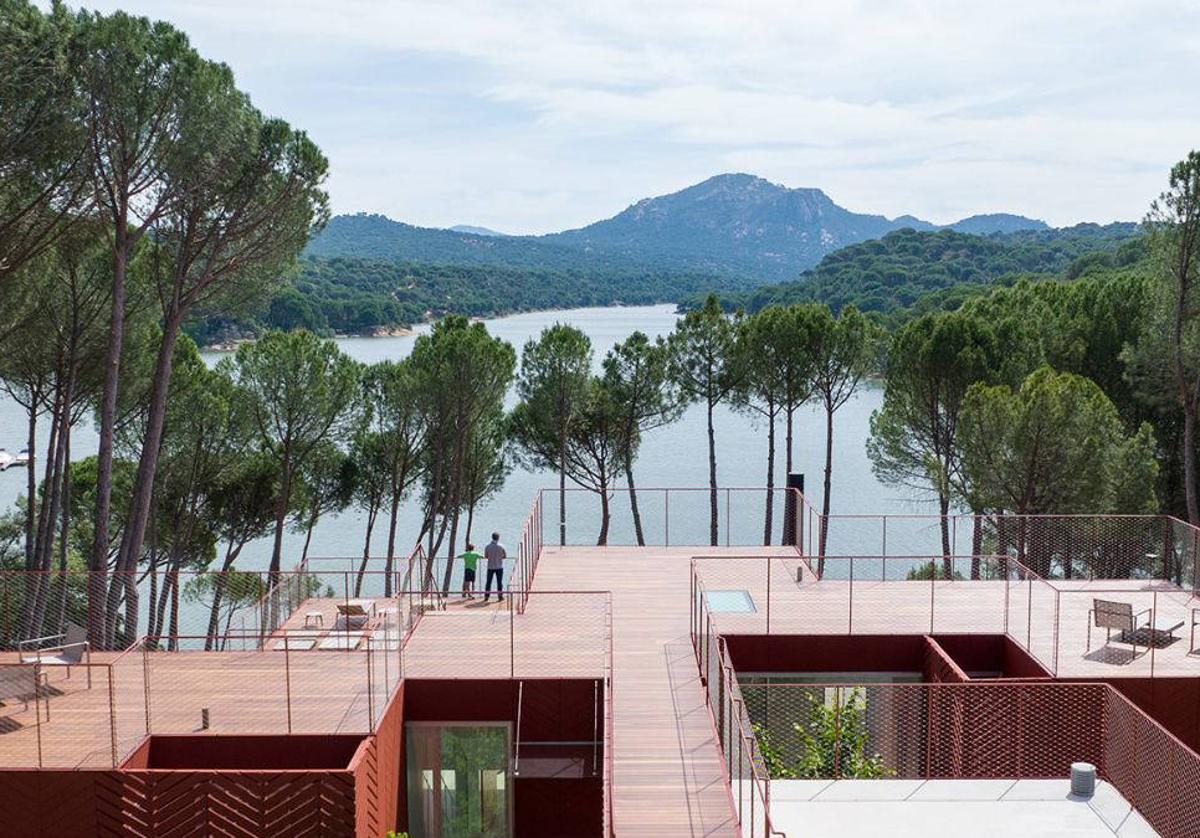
[531,545,799,838]
[694,554,1200,678]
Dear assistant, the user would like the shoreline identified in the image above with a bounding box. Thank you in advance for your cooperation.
[201,301,681,351]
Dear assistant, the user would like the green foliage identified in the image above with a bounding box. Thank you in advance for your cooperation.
[187,254,757,345]
[959,366,1159,518]
[713,224,1140,318]
[754,689,892,779]
[867,310,1009,511]
[905,562,965,581]
[228,330,362,573]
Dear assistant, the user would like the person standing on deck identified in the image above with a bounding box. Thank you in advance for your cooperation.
[483,532,507,602]
[459,542,481,599]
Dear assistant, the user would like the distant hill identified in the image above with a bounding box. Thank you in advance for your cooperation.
[949,213,1050,235]
[729,223,1142,317]
[307,174,1056,282]
[448,224,506,237]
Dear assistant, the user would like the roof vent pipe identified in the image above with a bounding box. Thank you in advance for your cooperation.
[1070,762,1096,798]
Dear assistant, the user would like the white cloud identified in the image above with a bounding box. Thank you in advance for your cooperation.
[47,0,1200,231]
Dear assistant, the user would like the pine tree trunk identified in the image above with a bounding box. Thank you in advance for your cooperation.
[355,507,378,598]
[939,493,954,578]
[116,312,182,586]
[385,490,400,597]
[597,484,611,546]
[23,398,37,570]
[818,404,834,573]
[1185,406,1199,526]
[559,431,567,546]
[91,242,127,649]
[624,455,645,547]
[764,407,776,546]
[707,398,718,547]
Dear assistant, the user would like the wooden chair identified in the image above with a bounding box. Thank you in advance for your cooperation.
[335,602,371,631]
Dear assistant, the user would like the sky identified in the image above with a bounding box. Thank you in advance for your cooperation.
[52,1,1200,234]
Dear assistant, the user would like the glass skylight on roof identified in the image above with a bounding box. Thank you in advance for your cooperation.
[707,589,756,612]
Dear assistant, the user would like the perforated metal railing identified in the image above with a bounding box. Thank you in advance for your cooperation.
[692,570,784,838]
[793,490,1200,589]
[737,680,1200,838]
[693,568,1200,837]
[691,554,1200,678]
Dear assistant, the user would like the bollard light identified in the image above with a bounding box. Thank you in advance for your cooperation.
[1070,761,1096,797]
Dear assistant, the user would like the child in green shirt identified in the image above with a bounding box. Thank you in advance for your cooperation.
[459,543,482,599]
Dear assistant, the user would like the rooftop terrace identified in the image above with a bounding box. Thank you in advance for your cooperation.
[3,488,1200,837]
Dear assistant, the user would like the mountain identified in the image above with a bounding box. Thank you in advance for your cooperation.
[448,224,507,237]
[542,173,922,280]
[306,175,1086,282]
[949,213,1049,235]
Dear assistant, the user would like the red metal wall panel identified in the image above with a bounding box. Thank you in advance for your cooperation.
[922,637,969,683]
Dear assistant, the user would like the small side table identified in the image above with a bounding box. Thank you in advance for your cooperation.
[303,611,324,629]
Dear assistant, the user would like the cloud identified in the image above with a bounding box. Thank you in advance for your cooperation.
[47,0,1200,231]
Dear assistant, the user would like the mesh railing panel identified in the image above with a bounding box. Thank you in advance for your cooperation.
[109,642,148,764]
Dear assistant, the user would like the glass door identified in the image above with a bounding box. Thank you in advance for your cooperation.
[407,723,511,838]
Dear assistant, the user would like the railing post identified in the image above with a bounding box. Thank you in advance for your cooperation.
[1150,591,1157,678]
[284,642,293,734]
[882,515,887,557]
[765,556,771,636]
[365,643,374,733]
[848,557,854,634]
[108,664,118,767]
[930,559,936,633]
[833,686,842,779]
[34,664,43,768]
[509,590,515,679]
[1053,590,1060,676]
[142,641,151,735]
[725,488,730,547]
[1026,577,1033,651]
[664,490,670,547]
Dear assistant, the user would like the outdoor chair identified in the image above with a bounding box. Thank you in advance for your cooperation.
[1088,598,1184,662]
[335,603,370,631]
[1190,607,1200,654]
[19,622,91,687]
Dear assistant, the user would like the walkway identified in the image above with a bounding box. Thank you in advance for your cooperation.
[533,545,795,838]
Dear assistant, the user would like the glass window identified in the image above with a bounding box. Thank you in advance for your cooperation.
[407,724,511,838]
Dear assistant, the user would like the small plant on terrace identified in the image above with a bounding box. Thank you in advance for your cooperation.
[754,688,893,779]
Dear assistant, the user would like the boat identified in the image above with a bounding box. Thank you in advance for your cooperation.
[0,448,30,472]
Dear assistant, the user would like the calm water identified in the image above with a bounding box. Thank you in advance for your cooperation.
[0,305,941,571]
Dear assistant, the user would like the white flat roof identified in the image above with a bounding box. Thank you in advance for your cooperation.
[767,778,1157,838]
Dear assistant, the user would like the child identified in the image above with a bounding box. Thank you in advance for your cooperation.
[459,542,482,599]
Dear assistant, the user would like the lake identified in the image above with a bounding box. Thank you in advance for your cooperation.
[0,304,941,570]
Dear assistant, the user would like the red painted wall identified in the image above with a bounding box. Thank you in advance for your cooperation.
[922,637,969,683]
[0,766,359,838]
[724,633,1052,681]
[125,733,364,769]
[724,634,927,673]
[400,678,604,838]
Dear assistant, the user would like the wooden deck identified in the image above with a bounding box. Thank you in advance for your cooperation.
[694,555,1200,678]
[4,542,1199,838]
[531,546,803,838]
[0,647,377,769]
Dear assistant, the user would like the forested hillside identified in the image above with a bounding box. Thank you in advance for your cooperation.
[725,223,1142,317]
[307,175,1053,282]
[186,256,759,344]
